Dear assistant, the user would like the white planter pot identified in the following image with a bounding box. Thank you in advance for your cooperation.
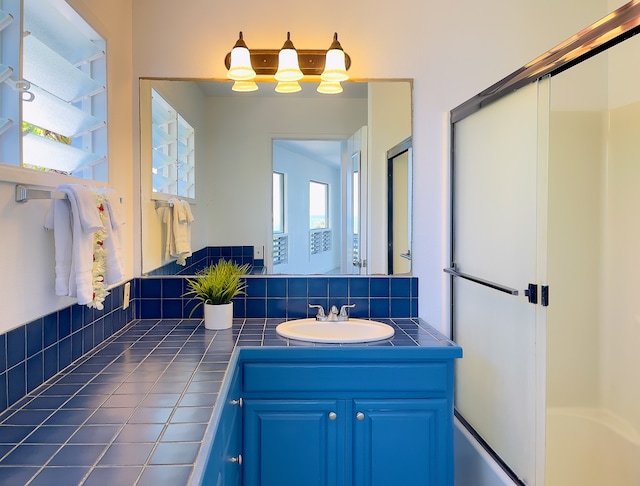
[203,302,233,330]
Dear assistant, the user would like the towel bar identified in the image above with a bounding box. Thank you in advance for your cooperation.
[15,184,124,204]
[154,200,173,208]
[15,184,66,203]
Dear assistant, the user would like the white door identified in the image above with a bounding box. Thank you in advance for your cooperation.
[451,80,549,484]
[346,127,368,274]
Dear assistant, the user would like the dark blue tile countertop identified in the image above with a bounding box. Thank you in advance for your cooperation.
[0,317,455,485]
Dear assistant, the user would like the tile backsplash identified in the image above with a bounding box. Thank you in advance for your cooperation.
[0,281,134,413]
[138,275,418,321]
[1,275,417,413]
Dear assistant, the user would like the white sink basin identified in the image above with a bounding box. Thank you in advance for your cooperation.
[276,318,395,343]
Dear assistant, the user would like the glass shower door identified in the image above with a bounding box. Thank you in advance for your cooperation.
[451,80,549,484]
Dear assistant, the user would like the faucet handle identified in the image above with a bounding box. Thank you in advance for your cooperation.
[308,304,326,320]
[339,303,356,317]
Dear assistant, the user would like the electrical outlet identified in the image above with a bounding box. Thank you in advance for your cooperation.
[254,245,264,259]
[123,282,130,310]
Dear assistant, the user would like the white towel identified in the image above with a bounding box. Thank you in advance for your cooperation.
[157,204,174,262]
[174,200,194,249]
[172,200,194,265]
[44,197,73,296]
[44,184,102,305]
[99,188,125,286]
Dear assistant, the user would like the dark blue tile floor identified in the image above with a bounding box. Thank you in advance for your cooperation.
[0,316,434,485]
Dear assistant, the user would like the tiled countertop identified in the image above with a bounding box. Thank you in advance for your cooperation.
[0,317,455,486]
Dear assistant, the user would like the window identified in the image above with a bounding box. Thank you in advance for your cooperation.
[0,0,107,180]
[272,171,287,265]
[273,171,285,233]
[151,89,195,198]
[309,181,328,229]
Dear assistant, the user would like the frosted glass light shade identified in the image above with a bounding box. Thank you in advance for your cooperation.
[275,81,301,93]
[317,81,343,94]
[227,46,255,81]
[275,48,303,82]
[321,49,348,81]
[232,80,259,92]
[227,32,256,81]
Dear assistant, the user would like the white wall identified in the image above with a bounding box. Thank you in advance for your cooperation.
[201,94,366,259]
[367,81,412,274]
[0,0,617,335]
[546,110,604,408]
[131,0,612,333]
[0,0,133,334]
[602,100,640,433]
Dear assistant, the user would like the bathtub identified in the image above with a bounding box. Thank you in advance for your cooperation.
[546,408,640,486]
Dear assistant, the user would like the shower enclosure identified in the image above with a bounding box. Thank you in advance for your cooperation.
[449,2,640,484]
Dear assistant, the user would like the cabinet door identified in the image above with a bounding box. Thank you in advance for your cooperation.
[352,399,450,486]
[243,399,346,486]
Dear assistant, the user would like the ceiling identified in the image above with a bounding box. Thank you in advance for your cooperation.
[274,139,343,168]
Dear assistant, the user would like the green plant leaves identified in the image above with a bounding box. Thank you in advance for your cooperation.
[183,260,251,315]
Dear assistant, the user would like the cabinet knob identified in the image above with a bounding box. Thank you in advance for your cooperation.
[230,398,243,407]
[328,411,337,421]
[356,412,365,421]
[230,454,243,464]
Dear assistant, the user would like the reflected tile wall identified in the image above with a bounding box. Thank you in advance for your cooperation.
[146,246,259,276]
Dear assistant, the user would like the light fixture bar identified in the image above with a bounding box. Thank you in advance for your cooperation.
[224,49,351,76]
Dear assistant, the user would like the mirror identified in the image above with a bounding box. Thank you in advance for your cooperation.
[139,79,412,276]
[387,137,412,275]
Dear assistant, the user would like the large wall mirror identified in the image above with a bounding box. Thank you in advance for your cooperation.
[139,79,412,276]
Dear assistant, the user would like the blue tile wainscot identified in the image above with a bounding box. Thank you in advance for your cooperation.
[0,276,461,485]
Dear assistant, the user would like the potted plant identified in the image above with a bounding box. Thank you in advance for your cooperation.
[184,259,250,330]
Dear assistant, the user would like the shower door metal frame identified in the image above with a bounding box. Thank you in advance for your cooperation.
[448,2,640,484]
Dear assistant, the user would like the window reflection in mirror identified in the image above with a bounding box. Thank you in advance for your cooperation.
[139,79,412,276]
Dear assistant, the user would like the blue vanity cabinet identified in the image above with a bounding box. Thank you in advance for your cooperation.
[239,348,459,486]
[351,398,449,485]
[242,399,347,485]
[197,359,243,486]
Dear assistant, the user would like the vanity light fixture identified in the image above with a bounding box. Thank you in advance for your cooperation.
[317,80,343,94]
[275,81,302,93]
[226,32,256,81]
[320,33,348,82]
[232,80,259,92]
[275,32,303,82]
[223,32,351,93]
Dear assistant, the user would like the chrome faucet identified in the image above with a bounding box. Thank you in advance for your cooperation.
[309,303,356,322]
[308,304,327,321]
[338,304,356,320]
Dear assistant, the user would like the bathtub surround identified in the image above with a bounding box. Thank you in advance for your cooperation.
[1,275,416,415]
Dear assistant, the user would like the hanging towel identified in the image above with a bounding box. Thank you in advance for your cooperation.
[99,188,125,286]
[157,204,174,262]
[171,200,194,265]
[44,196,73,296]
[44,184,102,305]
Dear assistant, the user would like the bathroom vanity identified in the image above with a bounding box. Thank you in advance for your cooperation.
[194,344,462,486]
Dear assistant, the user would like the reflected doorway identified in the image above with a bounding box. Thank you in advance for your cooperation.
[387,137,412,275]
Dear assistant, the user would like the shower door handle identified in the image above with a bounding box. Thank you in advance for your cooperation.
[444,267,519,296]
